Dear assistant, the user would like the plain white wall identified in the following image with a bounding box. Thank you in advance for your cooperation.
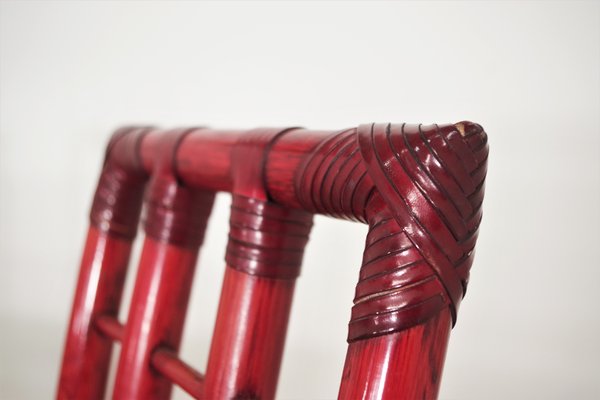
[1,1,599,399]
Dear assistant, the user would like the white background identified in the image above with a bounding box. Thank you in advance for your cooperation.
[1,1,599,399]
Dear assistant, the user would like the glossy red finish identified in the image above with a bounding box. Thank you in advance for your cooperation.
[94,315,124,342]
[151,349,204,398]
[339,309,453,400]
[57,227,133,400]
[58,127,150,400]
[58,121,488,400]
[203,267,297,400]
[113,130,214,400]
[112,238,199,399]
[202,128,314,399]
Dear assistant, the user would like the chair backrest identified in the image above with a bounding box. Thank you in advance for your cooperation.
[57,122,489,400]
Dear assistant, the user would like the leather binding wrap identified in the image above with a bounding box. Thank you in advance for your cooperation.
[294,127,371,223]
[353,122,487,341]
[143,129,215,248]
[225,195,313,279]
[289,122,488,342]
[90,127,152,239]
[228,127,313,279]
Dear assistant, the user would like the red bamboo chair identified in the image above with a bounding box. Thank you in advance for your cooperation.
[57,122,488,400]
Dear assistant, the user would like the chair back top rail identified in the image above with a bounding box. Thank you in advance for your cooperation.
[92,121,488,337]
[101,122,487,223]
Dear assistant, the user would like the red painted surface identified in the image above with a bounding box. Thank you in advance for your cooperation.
[57,227,133,400]
[339,309,453,400]
[58,127,150,400]
[151,349,204,399]
[113,238,200,399]
[202,129,314,399]
[94,315,124,342]
[58,121,488,399]
[203,267,297,400]
[113,130,214,400]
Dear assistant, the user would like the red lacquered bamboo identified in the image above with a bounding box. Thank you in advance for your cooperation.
[57,127,150,400]
[112,238,200,399]
[57,227,133,399]
[203,267,298,400]
[58,121,488,400]
[335,123,488,398]
[203,129,313,399]
[339,310,453,400]
[95,315,124,342]
[113,130,214,400]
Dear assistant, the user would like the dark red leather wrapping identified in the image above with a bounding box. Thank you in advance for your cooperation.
[143,129,215,248]
[264,122,488,341]
[347,122,488,342]
[225,195,313,279]
[226,127,314,279]
[90,127,151,239]
[293,128,372,223]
